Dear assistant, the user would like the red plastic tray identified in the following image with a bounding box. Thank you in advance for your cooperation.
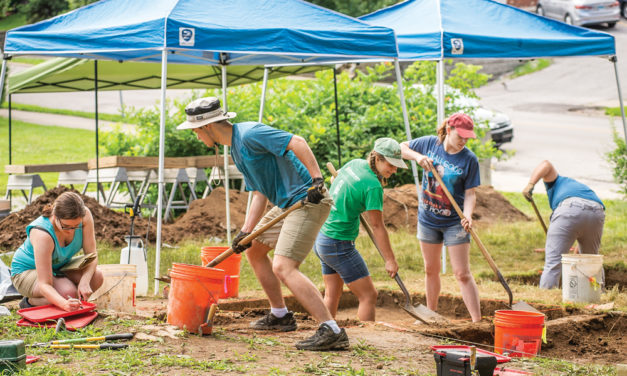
[17,301,96,323]
[431,345,511,364]
[17,311,98,331]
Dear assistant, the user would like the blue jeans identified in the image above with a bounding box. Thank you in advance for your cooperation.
[313,233,370,284]
[418,222,470,246]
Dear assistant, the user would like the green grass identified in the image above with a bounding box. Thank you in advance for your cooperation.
[11,57,47,65]
[1,102,126,123]
[0,117,97,193]
[510,58,552,79]
[0,12,26,31]
[605,106,626,117]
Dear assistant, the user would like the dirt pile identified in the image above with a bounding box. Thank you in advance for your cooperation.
[0,184,529,251]
[382,184,530,230]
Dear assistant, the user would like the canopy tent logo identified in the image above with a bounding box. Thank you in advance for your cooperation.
[451,38,464,55]
[179,28,195,46]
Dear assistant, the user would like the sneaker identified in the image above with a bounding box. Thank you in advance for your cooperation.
[250,311,297,332]
[295,323,350,351]
[18,297,32,309]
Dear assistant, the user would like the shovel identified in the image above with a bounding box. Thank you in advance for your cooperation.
[526,195,547,234]
[205,199,307,268]
[326,163,447,324]
[427,165,516,308]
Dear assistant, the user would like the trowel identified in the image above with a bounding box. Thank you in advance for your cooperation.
[326,163,447,324]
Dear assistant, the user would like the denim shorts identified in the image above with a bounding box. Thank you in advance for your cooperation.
[313,232,370,284]
[418,222,470,246]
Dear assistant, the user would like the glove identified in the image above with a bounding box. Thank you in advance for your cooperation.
[232,230,252,254]
[306,177,325,204]
[522,182,535,202]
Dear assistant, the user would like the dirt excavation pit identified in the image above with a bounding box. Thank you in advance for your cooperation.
[135,289,624,367]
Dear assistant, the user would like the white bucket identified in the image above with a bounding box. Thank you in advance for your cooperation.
[120,236,148,296]
[561,254,604,304]
[90,264,137,313]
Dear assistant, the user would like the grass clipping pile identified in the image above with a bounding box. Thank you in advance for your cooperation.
[0,184,527,251]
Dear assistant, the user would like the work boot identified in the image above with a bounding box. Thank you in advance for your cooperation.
[18,297,32,309]
[250,311,297,332]
[295,323,350,351]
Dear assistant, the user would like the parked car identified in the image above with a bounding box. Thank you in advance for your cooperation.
[411,84,514,148]
[536,0,621,28]
[621,0,626,18]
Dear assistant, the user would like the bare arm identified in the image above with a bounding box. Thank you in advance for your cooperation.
[31,230,79,311]
[401,141,432,171]
[364,210,398,278]
[523,160,558,200]
[461,188,476,231]
[241,191,269,233]
[286,135,322,179]
[77,208,98,301]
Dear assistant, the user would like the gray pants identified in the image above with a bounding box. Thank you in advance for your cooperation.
[539,197,605,289]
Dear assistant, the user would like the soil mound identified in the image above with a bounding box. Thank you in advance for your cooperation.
[382,184,530,230]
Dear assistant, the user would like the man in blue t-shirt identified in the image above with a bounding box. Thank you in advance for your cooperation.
[177,97,348,351]
[523,160,605,289]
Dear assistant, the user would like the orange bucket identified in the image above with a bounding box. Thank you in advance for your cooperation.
[201,246,242,298]
[167,263,224,334]
[494,310,545,358]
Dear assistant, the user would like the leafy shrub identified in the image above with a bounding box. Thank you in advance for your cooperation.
[20,0,68,23]
[606,127,627,197]
[101,61,500,186]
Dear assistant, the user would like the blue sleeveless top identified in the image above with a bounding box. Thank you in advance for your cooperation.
[11,216,84,276]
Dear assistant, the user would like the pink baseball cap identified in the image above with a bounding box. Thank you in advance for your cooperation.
[448,113,476,139]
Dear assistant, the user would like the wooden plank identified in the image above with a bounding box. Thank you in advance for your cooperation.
[5,163,88,174]
[88,155,233,169]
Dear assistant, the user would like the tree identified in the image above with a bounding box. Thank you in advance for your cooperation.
[308,0,400,17]
[21,0,68,23]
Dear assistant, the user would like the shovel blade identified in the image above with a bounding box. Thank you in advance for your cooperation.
[511,301,541,313]
[403,303,448,324]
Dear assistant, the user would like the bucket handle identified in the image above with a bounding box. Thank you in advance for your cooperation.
[196,275,220,327]
[573,265,604,290]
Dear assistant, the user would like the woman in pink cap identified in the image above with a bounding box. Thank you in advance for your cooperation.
[400,113,482,322]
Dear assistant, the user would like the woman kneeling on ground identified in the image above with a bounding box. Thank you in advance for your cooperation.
[401,113,482,322]
[11,191,103,311]
[313,138,405,321]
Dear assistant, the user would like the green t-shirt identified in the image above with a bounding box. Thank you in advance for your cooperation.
[321,159,383,241]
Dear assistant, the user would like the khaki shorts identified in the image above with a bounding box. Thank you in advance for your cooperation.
[11,253,97,298]
[254,193,332,263]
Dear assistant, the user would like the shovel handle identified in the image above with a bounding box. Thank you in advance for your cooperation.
[204,200,306,268]
[428,165,513,307]
[528,197,548,234]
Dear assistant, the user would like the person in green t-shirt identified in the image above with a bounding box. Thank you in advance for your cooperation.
[314,138,406,321]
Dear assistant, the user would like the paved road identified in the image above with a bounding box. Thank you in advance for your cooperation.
[477,18,627,199]
[6,19,627,199]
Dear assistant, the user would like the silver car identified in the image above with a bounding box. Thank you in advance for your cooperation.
[536,0,620,27]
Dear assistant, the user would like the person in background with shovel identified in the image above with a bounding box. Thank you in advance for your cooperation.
[400,113,482,322]
[11,192,103,311]
[314,138,404,322]
[177,97,348,351]
[522,160,605,289]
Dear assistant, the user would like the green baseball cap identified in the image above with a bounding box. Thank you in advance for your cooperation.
[374,138,407,169]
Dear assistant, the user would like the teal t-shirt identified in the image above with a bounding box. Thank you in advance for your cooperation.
[321,159,383,241]
[230,122,312,209]
[545,175,604,211]
[11,216,84,276]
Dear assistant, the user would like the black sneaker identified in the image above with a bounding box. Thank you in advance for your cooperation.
[295,323,350,351]
[250,311,297,332]
[18,297,32,309]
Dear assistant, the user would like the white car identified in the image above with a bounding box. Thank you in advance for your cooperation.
[536,0,621,28]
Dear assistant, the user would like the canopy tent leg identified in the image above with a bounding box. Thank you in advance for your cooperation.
[611,57,627,145]
[94,60,100,203]
[221,63,232,245]
[333,67,342,167]
[0,58,8,165]
[8,94,12,165]
[246,67,271,215]
[436,59,447,275]
[394,59,420,189]
[154,49,168,295]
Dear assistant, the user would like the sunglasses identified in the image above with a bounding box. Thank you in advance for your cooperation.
[57,218,81,231]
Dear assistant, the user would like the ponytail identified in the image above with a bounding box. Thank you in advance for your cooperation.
[436,118,448,144]
[368,151,388,187]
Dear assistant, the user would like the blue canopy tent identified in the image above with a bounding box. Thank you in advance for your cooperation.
[1,0,399,294]
[361,0,626,145]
